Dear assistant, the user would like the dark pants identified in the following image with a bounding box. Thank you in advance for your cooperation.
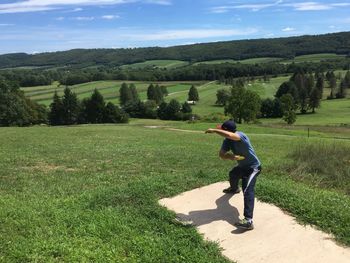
[229,166,262,220]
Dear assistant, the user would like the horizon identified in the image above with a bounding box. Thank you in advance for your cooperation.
[1,0,350,55]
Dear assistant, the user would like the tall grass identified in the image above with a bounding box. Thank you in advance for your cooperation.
[285,141,350,194]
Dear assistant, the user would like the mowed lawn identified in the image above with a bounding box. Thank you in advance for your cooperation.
[21,81,205,106]
[166,81,227,115]
[121,60,189,69]
[0,123,350,262]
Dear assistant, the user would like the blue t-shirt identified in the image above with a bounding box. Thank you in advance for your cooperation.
[221,131,261,168]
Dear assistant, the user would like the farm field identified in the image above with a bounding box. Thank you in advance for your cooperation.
[21,80,206,106]
[120,60,189,69]
[189,54,347,66]
[194,57,282,65]
[0,122,349,262]
[283,53,347,63]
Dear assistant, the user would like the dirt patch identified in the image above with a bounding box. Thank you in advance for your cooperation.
[21,162,76,173]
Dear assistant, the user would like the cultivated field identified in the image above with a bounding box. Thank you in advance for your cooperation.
[120,60,189,69]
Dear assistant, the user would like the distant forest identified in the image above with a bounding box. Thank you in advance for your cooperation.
[0,31,350,68]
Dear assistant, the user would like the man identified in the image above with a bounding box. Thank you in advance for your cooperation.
[205,119,261,230]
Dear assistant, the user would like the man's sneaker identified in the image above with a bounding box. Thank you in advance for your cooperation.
[223,187,241,194]
[235,218,254,230]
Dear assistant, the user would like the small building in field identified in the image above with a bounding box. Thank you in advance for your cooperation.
[187,100,196,105]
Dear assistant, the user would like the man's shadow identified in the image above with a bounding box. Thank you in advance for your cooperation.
[176,194,247,234]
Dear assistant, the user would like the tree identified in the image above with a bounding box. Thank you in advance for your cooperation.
[62,87,79,125]
[275,81,298,102]
[315,75,324,99]
[160,85,168,96]
[188,85,199,101]
[119,82,133,106]
[49,91,64,125]
[305,73,315,96]
[146,84,163,104]
[336,80,347,99]
[298,86,309,114]
[143,100,158,119]
[181,102,192,113]
[103,102,129,123]
[329,74,337,99]
[309,88,321,113]
[260,98,274,118]
[225,86,260,123]
[129,83,139,101]
[272,98,283,118]
[344,71,350,87]
[216,89,231,106]
[85,89,106,123]
[155,84,164,104]
[280,94,296,124]
[167,99,182,120]
[147,84,156,101]
[157,102,168,120]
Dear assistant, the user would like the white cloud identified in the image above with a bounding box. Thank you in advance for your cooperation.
[210,1,350,13]
[124,28,258,41]
[285,2,350,11]
[74,16,95,21]
[55,16,65,20]
[282,27,295,32]
[0,0,171,14]
[144,0,171,5]
[210,0,283,13]
[0,23,14,26]
[102,15,120,19]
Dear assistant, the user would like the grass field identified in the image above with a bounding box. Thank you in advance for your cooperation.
[121,60,189,69]
[194,57,282,65]
[21,81,205,106]
[283,53,347,63]
[0,122,349,262]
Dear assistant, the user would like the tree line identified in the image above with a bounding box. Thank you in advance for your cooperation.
[119,83,197,121]
[1,57,349,89]
[1,31,349,68]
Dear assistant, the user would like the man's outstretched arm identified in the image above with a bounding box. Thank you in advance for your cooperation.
[205,128,241,141]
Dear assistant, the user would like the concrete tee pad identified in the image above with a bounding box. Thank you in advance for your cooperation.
[159,182,350,263]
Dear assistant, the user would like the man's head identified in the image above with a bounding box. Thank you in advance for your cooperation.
[218,119,237,132]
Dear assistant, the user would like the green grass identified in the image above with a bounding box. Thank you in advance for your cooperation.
[21,81,205,106]
[165,81,225,115]
[194,57,282,65]
[193,54,346,66]
[261,98,350,126]
[283,53,347,63]
[283,141,350,194]
[194,59,237,65]
[0,122,349,262]
[121,60,189,69]
[246,75,290,99]
[239,57,282,64]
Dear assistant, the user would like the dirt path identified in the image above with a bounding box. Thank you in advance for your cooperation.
[159,182,350,263]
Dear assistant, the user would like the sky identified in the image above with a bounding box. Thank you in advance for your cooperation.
[0,0,349,54]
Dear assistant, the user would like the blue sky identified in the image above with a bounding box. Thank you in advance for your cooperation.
[0,0,349,54]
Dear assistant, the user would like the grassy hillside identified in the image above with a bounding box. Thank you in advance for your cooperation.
[21,81,206,106]
[121,60,189,69]
[193,53,346,66]
[1,31,349,68]
[0,122,349,262]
